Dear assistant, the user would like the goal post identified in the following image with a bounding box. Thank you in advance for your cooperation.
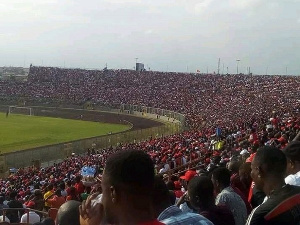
[8,106,33,116]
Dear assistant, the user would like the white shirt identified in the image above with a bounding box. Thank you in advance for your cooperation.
[159,168,166,174]
[164,163,170,171]
[0,216,10,222]
[20,211,40,224]
[285,171,300,186]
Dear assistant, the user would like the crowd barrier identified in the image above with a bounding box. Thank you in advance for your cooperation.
[1,208,48,225]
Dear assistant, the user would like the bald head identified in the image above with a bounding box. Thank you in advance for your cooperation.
[56,200,81,225]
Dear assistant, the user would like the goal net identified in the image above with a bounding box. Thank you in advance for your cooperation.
[8,106,33,116]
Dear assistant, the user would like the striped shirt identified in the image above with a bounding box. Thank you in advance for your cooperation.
[158,205,214,225]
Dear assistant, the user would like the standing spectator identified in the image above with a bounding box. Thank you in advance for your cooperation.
[30,190,44,212]
[44,184,54,211]
[228,160,249,198]
[188,176,235,225]
[7,191,24,223]
[283,141,300,186]
[74,176,85,196]
[212,167,247,225]
[246,146,300,225]
[79,150,165,225]
[0,196,9,216]
[66,187,80,202]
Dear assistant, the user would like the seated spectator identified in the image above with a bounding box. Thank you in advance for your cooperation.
[283,141,300,186]
[246,146,300,225]
[212,167,247,225]
[45,189,65,209]
[20,201,40,224]
[153,176,214,225]
[56,200,81,225]
[79,150,165,225]
[188,176,235,225]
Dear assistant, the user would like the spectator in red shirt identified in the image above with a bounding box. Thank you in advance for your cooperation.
[66,187,80,202]
[45,189,66,209]
[74,175,85,195]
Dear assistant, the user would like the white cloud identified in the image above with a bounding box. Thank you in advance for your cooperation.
[103,0,141,4]
[145,29,153,35]
[228,0,262,9]
[0,0,299,74]
[194,0,213,13]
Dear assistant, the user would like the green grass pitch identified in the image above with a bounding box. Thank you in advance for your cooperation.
[0,113,130,153]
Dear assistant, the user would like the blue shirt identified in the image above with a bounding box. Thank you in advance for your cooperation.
[158,205,214,225]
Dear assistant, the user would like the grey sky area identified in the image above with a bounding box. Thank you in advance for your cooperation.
[0,0,299,75]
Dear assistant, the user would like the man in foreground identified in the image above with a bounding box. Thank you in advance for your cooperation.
[246,146,300,225]
[80,150,165,225]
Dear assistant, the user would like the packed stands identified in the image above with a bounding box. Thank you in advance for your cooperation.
[0,65,299,224]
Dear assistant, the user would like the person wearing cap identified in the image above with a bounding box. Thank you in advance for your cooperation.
[45,189,66,209]
[283,141,300,186]
[180,170,197,183]
[176,170,197,213]
[246,146,300,225]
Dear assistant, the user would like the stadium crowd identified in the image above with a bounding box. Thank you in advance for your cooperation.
[0,66,299,224]
[0,66,299,129]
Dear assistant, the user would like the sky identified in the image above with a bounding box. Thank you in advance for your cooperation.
[0,0,299,75]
